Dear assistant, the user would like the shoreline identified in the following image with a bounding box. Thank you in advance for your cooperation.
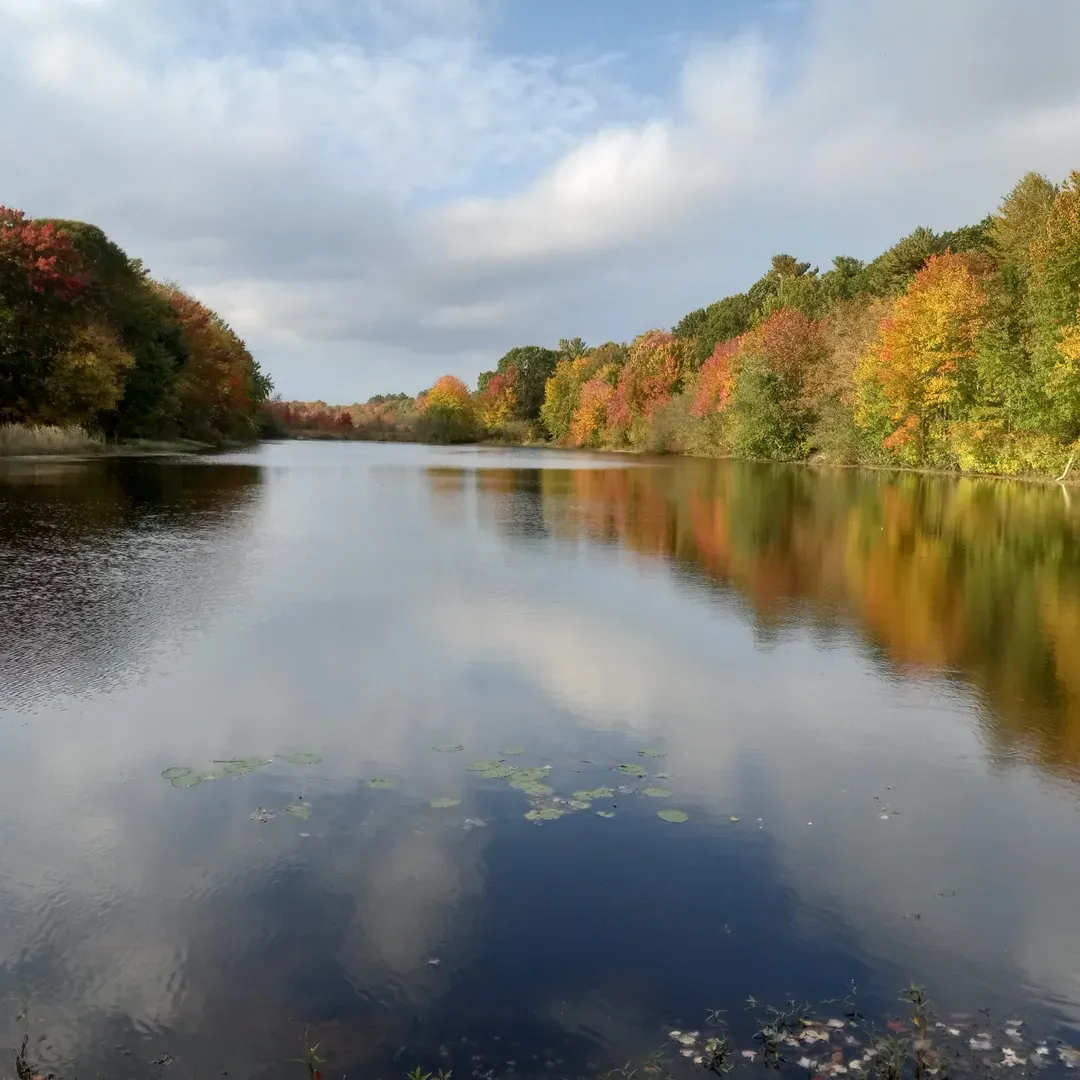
[272,432,1080,487]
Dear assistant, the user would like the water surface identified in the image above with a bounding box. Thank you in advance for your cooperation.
[1,442,1079,1078]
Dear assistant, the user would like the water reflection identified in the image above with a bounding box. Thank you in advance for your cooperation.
[1,445,1079,1080]
[0,457,265,707]
[459,460,1080,785]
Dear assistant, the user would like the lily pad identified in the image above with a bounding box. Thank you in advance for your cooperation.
[161,767,192,781]
[170,773,204,789]
[525,807,565,822]
[432,743,464,753]
[657,808,689,823]
[430,797,462,809]
[568,799,592,810]
[643,787,673,798]
[638,748,667,758]
[219,763,256,778]
[479,764,516,779]
[368,778,394,789]
[510,766,550,784]
[215,756,271,768]
[573,787,614,801]
[283,752,322,766]
[615,763,648,778]
[284,803,312,819]
[596,811,616,819]
[466,759,504,772]
[515,782,554,797]
[497,746,526,756]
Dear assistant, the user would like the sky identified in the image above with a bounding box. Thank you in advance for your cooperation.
[2,0,1080,402]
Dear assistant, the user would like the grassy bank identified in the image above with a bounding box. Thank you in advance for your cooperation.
[0,422,214,458]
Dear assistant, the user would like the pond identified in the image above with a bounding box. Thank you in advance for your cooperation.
[1,441,1079,1079]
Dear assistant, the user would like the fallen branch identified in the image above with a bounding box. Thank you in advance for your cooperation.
[1056,453,1075,482]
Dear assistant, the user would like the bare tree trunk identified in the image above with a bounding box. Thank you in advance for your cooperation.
[1057,454,1075,483]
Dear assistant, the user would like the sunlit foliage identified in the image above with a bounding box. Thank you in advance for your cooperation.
[0,206,270,440]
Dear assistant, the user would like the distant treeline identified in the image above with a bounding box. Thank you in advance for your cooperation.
[270,168,1080,478]
[1,207,271,443]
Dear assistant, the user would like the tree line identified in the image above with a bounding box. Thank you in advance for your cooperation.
[1,207,272,443]
[276,168,1080,478]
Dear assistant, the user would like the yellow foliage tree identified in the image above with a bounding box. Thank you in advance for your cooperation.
[43,323,135,423]
[855,253,989,465]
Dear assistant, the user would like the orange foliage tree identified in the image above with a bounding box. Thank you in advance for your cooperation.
[606,331,692,445]
[570,375,615,447]
[691,337,743,418]
[855,253,989,465]
[477,368,519,429]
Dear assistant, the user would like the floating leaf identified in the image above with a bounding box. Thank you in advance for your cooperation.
[283,752,322,766]
[642,787,673,798]
[653,772,675,780]
[368,778,394,789]
[596,811,616,819]
[638,749,667,758]
[615,763,648,778]
[161,767,192,781]
[510,766,550,784]
[284,803,312,819]
[170,773,203,789]
[215,756,271,768]
[657,808,689,823]
[569,800,591,810]
[432,743,464,753]
[466,759,504,772]
[250,807,276,822]
[479,764,515,779]
[525,807,564,822]
[573,787,614,801]
[497,746,526,756]
[430,797,461,809]
[219,763,256,778]
[514,783,553,797]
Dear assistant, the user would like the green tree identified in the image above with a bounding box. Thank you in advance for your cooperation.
[493,345,561,420]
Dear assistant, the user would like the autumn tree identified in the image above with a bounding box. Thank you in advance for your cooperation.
[727,308,828,460]
[478,368,519,429]
[855,253,989,465]
[0,207,86,420]
[570,374,615,447]
[418,374,478,443]
[606,331,692,446]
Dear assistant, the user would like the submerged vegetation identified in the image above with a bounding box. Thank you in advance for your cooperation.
[0,205,271,448]
[16,984,1079,1080]
[269,169,1080,479]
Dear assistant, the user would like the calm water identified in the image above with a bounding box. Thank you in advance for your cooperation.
[2,442,1080,1079]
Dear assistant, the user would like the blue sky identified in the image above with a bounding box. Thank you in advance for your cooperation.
[2,0,1079,401]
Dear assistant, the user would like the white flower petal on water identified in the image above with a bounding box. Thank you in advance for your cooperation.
[741,1050,757,1060]
[680,1049,694,1058]
[827,1019,845,1029]
[798,1057,813,1069]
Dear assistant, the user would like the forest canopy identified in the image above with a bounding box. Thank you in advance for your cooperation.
[0,208,271,442]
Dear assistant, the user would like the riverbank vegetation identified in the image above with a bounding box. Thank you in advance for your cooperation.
[269,168,1080,479]
[0,206,272,451]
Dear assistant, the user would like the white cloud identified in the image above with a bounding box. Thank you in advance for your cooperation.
[1,0,1079,399]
